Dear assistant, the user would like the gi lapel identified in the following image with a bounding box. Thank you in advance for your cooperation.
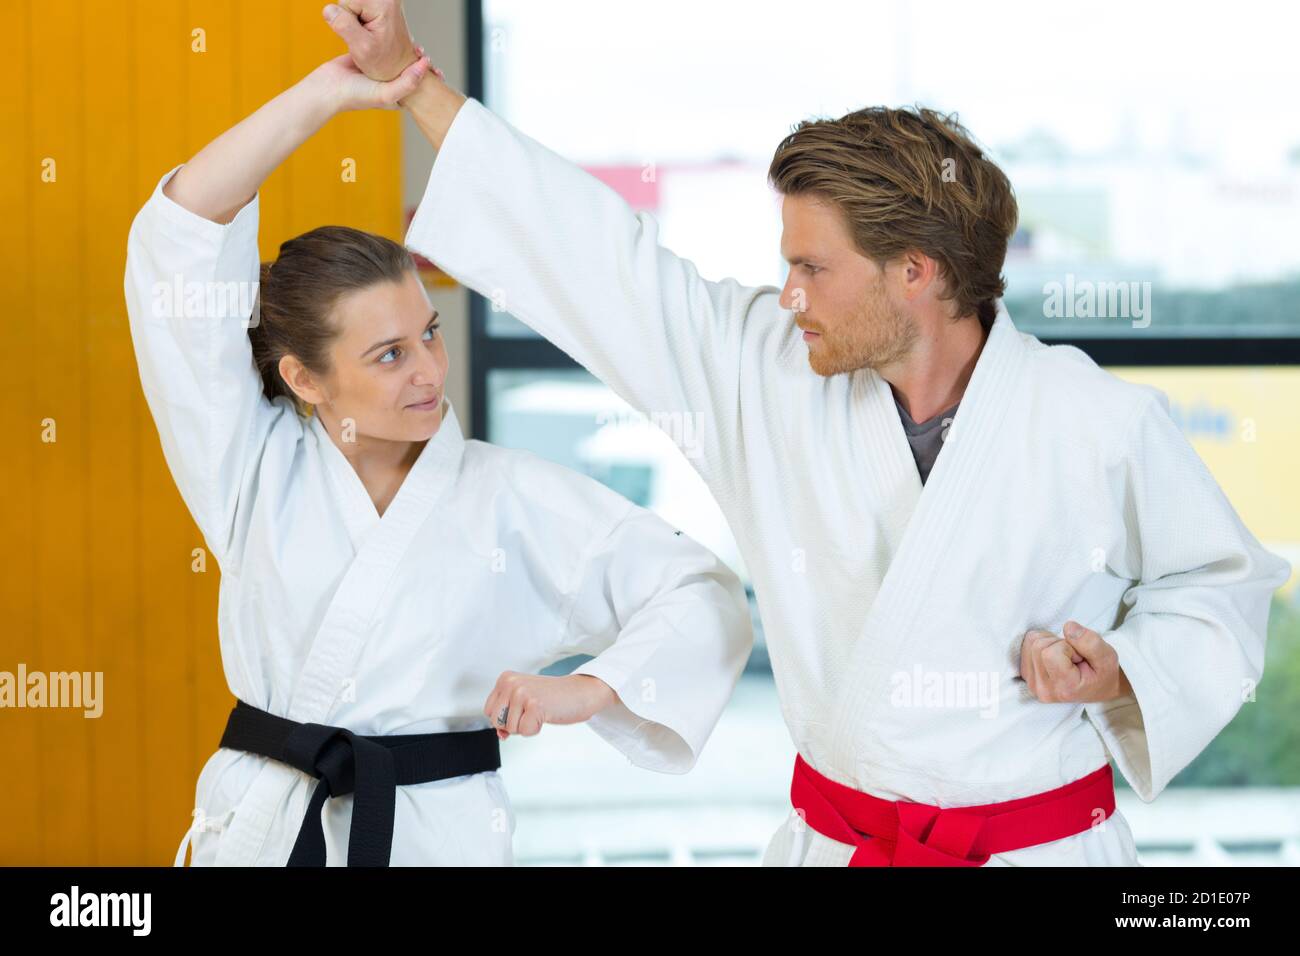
[214,399,466,865]
[852,360,924,582]
[825,305,1028,777]
[290,397,465,723]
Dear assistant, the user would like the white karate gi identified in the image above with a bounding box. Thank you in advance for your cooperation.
[405,97,1293,866]
[123,166,754,866]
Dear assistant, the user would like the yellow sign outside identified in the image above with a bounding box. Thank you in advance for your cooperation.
[1110,366,1299,596]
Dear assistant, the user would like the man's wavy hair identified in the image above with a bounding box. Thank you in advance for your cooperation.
[768,105,1018,331]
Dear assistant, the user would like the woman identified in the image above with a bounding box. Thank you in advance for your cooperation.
[124,52,753,866]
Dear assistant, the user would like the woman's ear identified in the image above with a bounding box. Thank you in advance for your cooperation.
[278,353,328,408]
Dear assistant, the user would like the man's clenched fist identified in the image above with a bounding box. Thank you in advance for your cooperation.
[323,0,419,82]
[1019,620,1133,704]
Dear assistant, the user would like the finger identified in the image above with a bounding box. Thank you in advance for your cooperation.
[505,687,528,735]
[1054,634,1085,666]
[323,3,368,48]
[1040,638,1077,682]
[1028,636,1054,696]
[1062,621,1103,664]
[1018,630,1050,679]
[350,0,380,26]
[1016,634,1035,692]
[378,55,428,106]
[1016,630,1038,678]
[516,699,545,737]
[483,676,509,727]
[488,679,516,733]
[1043,639,1085,698]
[411,44,445,82]
[1028,631,1062,697]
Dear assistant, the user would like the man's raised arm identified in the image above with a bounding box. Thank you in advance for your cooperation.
[325,1,775,489]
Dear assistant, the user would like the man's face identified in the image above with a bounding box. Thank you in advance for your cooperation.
[778,193,917,377]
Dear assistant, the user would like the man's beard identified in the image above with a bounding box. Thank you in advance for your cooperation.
[806,283,917,377]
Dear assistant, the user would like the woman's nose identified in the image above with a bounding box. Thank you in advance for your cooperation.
[411,346,444,387]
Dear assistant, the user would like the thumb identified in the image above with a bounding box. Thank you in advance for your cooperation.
[1041,638,1081,682]
[376,55,429,107]
[1061,620,1096,664]
[323,3,367,47]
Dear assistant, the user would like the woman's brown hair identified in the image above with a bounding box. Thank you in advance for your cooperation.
[248,225,417,413]
[768,106,1018,331]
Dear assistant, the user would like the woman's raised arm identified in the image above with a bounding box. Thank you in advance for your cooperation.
[164,53,429,224]
[124,55,428,570]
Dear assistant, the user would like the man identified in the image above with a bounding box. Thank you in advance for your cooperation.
[323,1,1291,866]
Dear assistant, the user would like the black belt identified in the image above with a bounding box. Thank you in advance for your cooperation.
[219,699,502,866]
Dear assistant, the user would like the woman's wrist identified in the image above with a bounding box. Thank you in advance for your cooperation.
[297,64,351,124]
[572,674,619,717]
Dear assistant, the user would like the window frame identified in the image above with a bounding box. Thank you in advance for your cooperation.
[464,0,1300,440]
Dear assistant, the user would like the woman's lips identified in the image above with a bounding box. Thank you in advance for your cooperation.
[407,393,441,411]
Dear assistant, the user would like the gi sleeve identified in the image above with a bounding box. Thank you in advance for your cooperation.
[403,97,769,489]
[555,505,754,774]
[123,164,278,569]
[1084,390,1293,801]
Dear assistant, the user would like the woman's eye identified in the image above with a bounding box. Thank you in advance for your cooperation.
[380,324,439,364]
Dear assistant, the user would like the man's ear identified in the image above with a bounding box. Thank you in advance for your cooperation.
[893,250,942,301]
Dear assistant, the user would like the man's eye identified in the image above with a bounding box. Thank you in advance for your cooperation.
[805,265,820,275]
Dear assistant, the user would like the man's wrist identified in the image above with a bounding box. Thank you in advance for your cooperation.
[401,71,467,151]
[381,40,422,82]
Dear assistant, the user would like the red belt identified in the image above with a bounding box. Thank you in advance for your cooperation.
[789,754,1115,866]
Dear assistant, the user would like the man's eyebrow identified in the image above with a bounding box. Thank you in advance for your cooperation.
[361,309,439,358]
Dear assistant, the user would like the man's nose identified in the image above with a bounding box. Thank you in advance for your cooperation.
[780,276,805,313]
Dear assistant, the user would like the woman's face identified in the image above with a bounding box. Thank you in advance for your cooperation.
[303,269,449,444]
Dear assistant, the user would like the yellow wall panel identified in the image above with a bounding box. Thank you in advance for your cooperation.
[30,0,92,868]
[0,0,404,864]
[84,0,146,866]
[0,2,40,867]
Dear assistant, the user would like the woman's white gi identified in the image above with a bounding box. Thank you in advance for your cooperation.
[123,166,754,866]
